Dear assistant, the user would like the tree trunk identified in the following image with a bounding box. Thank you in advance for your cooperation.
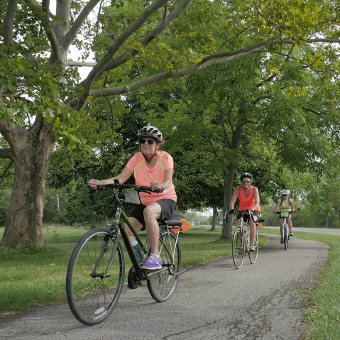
[211,206,217,231]
[0,119,55,248]
[221,164,236,239]
[325,216,330,228]
[221,123,243,240]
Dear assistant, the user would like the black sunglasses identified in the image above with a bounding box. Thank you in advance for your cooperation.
[140,139,156,145]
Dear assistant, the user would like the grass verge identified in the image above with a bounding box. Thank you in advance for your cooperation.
[259,228,340,340]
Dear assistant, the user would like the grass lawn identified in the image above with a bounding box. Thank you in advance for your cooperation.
[1,225,340,339]
[0,225,267,315]
[259,228,340,340]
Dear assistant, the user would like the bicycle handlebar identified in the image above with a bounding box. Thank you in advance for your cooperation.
[273,208,300,215]
[225,209,254,223]
[93,182,163,194]
[227,209,254,215]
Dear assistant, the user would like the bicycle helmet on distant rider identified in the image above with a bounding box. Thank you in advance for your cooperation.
[240,172,253,181]
[281,189,290,195]
[137,124,163,142]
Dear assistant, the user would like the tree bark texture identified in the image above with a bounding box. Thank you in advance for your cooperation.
[0,119,55,248]
[221,124,243,240]
[221,165,236,239]
[210,206,217,231]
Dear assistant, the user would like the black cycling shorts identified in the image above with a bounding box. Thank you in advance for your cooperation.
[129,199,176,230]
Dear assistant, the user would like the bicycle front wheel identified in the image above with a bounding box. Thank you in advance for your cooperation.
[249,243,258,264]
[232,227,245,269]
[66,227,125,325]
[147,229,182,302]
[284,224,288,250]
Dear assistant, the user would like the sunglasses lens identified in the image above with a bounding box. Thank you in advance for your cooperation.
[140,139,155,145]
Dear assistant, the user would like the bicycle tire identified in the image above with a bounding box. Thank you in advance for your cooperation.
[232,227,245,269]
[284,224,288,250]
[249,237,259,264]
[147,228,181,302]
[66,227,125,325]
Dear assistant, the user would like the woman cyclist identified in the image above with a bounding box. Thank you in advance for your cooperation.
[88,124,177,270]
[229,173,261,252]
[275,190,295,244]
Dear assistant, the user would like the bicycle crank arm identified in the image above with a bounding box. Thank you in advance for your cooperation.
[144,267,169,276]
[172,269,187,276]
[90,273,111,279]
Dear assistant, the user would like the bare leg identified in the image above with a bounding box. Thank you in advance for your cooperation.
[279,218,283,237]
[143,202,162,255]
[249,217,257,243]
[288,215,293,233]
[125,217,143,236]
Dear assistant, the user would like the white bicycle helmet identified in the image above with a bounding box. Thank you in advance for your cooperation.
[137,124,163,142]
[281,189,290,195]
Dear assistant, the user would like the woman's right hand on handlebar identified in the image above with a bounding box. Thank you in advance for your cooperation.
[88,179,101,190]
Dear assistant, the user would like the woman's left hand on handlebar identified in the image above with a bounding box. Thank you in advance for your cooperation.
[150,180,164,192]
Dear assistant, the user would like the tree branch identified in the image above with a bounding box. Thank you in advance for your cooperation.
[62,0,102,51]
[102,0,193,74]
[74,0,193,109]
[88,37,340,100]
[3,0,19,44]
[0,148,14,161]
[66,60,96,67]
[89,46,265,98]
[0,160,14,180]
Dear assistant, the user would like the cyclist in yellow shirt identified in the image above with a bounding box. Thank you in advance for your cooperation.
[275,190,295,244]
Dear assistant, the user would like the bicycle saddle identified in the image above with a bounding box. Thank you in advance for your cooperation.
[159,210,183,227]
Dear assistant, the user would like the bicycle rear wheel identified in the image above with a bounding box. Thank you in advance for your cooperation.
[147,228,181,302]
[66,227,125,325]
[232,227,245,269]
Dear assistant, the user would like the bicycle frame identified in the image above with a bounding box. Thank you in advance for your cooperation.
[238,212,258,247]
[153,223,183,276]
[106,186,183,281]
[231,210,259,268]
[274,209,299,250]
[107,188,148,282]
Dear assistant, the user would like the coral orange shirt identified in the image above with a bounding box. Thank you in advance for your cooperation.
[238,186,261,211]
[126,151,177,206]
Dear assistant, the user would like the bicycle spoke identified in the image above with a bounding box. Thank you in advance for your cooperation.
[284,224,288,250]
[232,228,245,269]
[66,228,125,325]
[147,229,181,302]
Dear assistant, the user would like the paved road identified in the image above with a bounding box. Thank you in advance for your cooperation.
[262,226,340,235]
[0,234,328,340]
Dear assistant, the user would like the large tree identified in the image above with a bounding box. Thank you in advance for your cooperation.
[0,0,339,248]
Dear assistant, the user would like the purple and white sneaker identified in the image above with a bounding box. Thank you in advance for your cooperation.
[141,255,162,270]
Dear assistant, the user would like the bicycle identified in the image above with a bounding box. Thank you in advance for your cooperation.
[66,181,185,325]
[274,208,300,250]
[227,210,262,269]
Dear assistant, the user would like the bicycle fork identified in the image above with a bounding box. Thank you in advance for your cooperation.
[90,226,120,279]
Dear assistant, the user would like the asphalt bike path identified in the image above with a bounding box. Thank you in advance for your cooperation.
[0,233,329,340]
